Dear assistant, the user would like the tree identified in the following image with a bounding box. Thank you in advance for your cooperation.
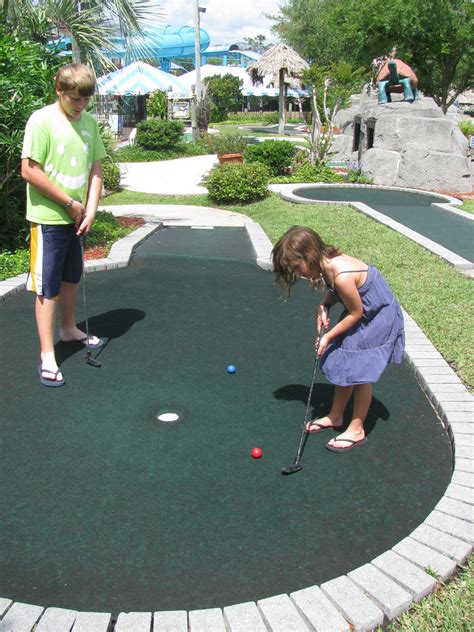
[302,61,367,163]
[204,74,243,122]
[338,0,473,111]
[0,0,165,73]
[273,0,347,66]
[243,34,271,54]
[272,0,474,112]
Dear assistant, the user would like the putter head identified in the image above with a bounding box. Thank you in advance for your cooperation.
[85,353,101,367]
[281,463,303,475]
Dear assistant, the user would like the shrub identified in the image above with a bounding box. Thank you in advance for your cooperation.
[204,74,243,122]
[0,248,30,281]
[207,163,270,204]
[205,132,249,155]
[271,160,346,184]
[147,90,167,119]
[244,140,296,175]
[225,112,280,125]
[102,161,121,192]
[458,120,474,139]
[0,27,61,252]
[85,211,128,249]
[346,169,374,184]
[135,119,184,150]
[113,141,209,162]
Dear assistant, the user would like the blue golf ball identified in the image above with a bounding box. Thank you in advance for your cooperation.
[227,364,236,374]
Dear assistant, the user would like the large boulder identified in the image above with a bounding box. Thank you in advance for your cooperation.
[330,96,471,193]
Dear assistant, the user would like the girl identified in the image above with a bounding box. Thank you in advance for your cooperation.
[272,226,405,452]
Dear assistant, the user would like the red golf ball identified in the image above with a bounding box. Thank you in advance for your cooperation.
[251,447,262,459]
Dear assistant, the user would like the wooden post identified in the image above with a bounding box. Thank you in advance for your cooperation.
[278,68,285,135]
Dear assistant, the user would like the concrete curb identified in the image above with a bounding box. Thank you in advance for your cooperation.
[0,217,472,632]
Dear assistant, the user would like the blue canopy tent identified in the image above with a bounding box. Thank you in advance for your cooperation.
[97,61,187,95]
[96,61,188,131]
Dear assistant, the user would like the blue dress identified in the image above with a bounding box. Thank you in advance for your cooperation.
[320,265,405,386]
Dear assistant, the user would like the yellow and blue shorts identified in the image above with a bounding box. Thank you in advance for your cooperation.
[27,223,82,299]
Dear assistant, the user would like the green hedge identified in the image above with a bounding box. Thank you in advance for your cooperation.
[244,140,297,176]
[102,161,121,192]
[207,163,270,204]
[135,119,185,150]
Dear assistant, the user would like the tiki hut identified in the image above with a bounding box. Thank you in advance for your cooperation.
[248,43,309,134]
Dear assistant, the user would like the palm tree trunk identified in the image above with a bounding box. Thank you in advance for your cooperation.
[71,33,82,63]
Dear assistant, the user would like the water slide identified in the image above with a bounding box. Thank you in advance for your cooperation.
[49,25,211,70]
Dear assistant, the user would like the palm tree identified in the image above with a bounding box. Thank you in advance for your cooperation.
[248,43,309,135]
[1,0,165,72]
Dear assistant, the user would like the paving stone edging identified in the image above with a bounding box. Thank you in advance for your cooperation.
[1,220,472,632]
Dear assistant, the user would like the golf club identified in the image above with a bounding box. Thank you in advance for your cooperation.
[80,236,101,368]
[281,329,325,475]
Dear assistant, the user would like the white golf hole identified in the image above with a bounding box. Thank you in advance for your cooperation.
[157,412,179,422]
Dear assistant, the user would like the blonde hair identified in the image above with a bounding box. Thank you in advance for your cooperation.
[55,63,96,97]
[272,226,341,296]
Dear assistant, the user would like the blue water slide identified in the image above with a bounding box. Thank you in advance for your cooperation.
[109,25,210,69]
[47,25,210,70]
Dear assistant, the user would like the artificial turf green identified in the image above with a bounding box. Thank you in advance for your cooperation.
[0,227,452,614]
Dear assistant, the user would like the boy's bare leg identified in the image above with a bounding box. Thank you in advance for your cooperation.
[327,383,372,447]
[306,385,353,431]
[59,281,100,344]
[36,295,63,380]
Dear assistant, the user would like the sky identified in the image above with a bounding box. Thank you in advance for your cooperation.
[158,0,282,47]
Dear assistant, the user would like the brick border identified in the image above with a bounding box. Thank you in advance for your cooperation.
[1,218,472,632]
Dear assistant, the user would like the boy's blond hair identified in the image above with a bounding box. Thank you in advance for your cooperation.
[55,63,96,97]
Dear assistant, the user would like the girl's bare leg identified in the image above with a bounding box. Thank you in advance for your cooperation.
[306,385,353,431]
[327,383,372,447]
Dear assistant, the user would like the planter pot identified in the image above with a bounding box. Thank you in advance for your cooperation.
[218,152,243,164]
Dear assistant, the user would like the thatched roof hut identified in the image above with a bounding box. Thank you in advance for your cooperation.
[248,43,309,84]
[248,43,309,133]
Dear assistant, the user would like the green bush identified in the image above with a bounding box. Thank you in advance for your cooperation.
[346,169,374,184]
[0,248,30,281]
[102,161,121,192]
[206,163,270,204]
[84,211,128,249]
[135,119,184,150]
[272,160,346,184]
[458,120,474,139]
[204,74,243,122]
[0,27,61,252]
[147,90,167,119]
[244,140,296,175]
[225,112,280,125]
[113,141,209,163]
[204,132,249,154]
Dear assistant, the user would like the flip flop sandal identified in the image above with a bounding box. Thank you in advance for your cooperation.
[305,420,343,434]
[60,336,105,349]
[325,437,367,453]
[38,365,65,388]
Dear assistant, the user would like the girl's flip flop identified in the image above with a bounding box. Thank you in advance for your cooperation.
[305,420,343,433]
[325,437,367,453]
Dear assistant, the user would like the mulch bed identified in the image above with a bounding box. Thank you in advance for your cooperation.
[84,216,145,260]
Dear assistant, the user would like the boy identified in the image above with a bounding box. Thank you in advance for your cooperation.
[21,63,107,387]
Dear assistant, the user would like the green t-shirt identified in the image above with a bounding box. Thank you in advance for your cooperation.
[22,103,107,224]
